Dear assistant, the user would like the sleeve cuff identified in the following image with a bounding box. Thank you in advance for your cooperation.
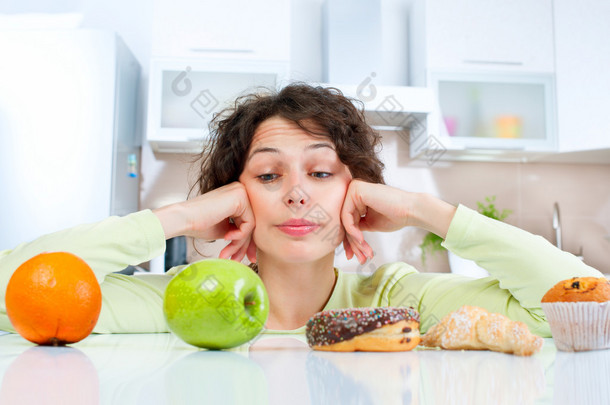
[134,209,167,261]
[441,204,477,252]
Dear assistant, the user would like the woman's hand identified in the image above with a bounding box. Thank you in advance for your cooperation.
[340,180,456,264]
[153,182,257,263]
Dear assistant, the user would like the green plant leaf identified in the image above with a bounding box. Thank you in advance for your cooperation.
[419,196,512,265]
[477,195,512,221]
[419,232,444,266]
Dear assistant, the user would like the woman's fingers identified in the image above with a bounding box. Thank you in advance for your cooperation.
[217,184,257,262]
[341,212,366,264]
[341,197,365,245]
[223,226,241,241]
[344,232,373,264]
[246,238,257,263]
[218,240,239,260]
[219,236,252,263]
[340,182,377,264]
[342,234,354,260]
[230,237,251,262]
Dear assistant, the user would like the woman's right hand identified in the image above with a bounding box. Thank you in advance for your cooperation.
[152,182,257,263]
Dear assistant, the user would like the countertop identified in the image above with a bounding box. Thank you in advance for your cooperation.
[0,332,608,405]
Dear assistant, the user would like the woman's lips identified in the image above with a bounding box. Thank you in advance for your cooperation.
[277,219,320,236]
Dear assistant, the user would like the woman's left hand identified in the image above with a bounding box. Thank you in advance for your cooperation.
[340,180,457,264]
[340,180,413,264]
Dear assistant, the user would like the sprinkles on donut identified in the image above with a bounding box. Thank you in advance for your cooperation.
[306,307,421,352]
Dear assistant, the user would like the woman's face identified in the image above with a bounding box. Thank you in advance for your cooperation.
[238,116,353,264]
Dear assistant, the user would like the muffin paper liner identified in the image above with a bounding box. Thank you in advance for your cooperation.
[542,302,610,352]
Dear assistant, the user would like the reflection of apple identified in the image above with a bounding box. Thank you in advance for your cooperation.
[163,259,269,349]
[0,346,99,405]
[165,351,268,404]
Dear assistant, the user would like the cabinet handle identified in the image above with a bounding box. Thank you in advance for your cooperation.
[467,146,526,151]
[463,59,523,66]
[190,48,254,54]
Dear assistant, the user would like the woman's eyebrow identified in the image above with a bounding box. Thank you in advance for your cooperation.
[306,142,335,152]
[248,146,279,159]
[247,142,335,161]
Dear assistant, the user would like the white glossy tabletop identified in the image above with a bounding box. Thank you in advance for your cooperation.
[0,332,608,404]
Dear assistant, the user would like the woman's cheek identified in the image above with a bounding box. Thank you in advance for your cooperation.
[251,227,263,250]
[321,200,347,248]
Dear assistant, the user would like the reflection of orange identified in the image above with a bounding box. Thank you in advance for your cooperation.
[5,252,102,345]
[0,346,99,405]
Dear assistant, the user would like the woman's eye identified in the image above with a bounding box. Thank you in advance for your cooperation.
[258,173,278,182]
[311,172,332,179]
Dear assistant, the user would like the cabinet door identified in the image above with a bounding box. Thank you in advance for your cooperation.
[427,71,556,155]
[554,0,610,152]
[147,59,289,153]
[426,0,554,73]
[151,0,290,61]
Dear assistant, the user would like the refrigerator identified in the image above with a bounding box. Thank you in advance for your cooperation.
[0,29,140,250]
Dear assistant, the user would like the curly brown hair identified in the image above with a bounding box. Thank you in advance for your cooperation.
[191,83,385,197]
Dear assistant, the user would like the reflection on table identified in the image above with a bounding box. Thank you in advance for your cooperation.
[1,333,609,404]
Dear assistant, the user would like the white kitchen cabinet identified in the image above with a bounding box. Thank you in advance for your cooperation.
[410,0,554,82]
[147,58,289,153]
[151,0,290,61]
[420,71,557,160]
[408,0,557,162]
[553,0,610,155]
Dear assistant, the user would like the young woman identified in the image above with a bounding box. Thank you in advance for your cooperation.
[0,84,602,336]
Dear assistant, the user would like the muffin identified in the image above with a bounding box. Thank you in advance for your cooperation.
[541,277,610,351]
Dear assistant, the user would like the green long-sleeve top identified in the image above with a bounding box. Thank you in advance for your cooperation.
[0,205,602,337]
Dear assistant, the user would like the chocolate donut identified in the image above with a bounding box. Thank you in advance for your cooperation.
[306,307,421,352]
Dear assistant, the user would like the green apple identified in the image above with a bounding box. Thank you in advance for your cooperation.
[163,259,269,349]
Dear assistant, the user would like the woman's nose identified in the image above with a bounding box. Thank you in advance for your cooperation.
[284,185,308,208]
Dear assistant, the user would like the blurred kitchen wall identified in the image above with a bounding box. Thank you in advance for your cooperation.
[3,0,609,274]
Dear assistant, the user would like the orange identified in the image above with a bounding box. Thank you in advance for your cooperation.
[5,252,102,346]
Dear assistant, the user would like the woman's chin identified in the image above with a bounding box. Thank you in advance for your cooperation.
[259,244,335,265]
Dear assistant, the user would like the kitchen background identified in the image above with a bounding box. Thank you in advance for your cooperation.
[1,0,609,274]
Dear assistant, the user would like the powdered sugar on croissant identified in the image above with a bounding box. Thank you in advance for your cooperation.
[421,306,543,356]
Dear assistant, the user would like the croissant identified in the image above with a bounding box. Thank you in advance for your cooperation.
[421,306,543,356]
